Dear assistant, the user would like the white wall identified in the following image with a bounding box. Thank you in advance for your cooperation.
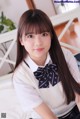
[0,0,56,26]
[0,0,29,26]
[33,0,56,17]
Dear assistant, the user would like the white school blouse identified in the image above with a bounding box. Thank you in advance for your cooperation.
[13,47,80,118]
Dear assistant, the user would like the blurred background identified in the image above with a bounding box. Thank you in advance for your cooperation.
[0,0,80,76]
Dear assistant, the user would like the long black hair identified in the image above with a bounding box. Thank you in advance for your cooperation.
[15,9,80,104]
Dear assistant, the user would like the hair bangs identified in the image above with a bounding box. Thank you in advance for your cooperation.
[24,18,51,35]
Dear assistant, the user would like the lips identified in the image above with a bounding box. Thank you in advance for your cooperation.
[34,48,44,51]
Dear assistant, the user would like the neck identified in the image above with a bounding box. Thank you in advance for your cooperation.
[30,55,47,66]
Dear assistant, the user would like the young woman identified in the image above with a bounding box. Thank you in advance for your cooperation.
[13,9,80,119]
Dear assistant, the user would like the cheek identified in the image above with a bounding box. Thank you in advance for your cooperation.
[23,45,31,54]
[47,39,51,50]
[24,42,33,52]
[46,38,51,46]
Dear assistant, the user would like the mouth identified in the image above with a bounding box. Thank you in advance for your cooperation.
[34,48,44,52]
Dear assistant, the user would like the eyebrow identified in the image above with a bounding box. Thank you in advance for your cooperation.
[25,32,34,35]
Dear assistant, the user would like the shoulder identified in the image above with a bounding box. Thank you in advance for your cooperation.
[61,47,73,56]
[61,47,80,83]
[13,61,34,85]
[13,62,26,78]
[61,47,74,63]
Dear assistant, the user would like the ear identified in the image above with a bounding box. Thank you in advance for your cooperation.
[20,38,24,46]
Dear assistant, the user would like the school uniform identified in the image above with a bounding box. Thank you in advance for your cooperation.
[13,47,80,119]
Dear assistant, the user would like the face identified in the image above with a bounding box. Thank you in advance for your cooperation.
[20,31,51,65]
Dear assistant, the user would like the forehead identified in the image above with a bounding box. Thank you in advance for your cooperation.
[22,20,51,35]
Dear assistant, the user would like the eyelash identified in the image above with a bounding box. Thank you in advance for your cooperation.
[26,34,34,38]
[25,32,49,38]
[41,32,49,36]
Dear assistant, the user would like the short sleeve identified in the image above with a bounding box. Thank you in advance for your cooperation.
[62,47,80,83]
[13,68,43,112]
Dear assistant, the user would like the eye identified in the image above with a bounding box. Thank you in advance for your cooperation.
[26,34,34,38]
[41,32,49,37]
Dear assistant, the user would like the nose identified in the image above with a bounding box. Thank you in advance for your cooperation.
[35,35,42,46]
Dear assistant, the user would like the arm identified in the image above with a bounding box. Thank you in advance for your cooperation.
[13,73,58,119]
[75,90,80,111]
[62,47,80,83]
[67,52,80,110]
[62,48,80,110]
[34,102,58,119]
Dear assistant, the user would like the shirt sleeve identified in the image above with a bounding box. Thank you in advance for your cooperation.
[13,69,43,112]
[62,47,80,83]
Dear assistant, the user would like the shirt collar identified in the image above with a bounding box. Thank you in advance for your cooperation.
[24,53,51,72]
